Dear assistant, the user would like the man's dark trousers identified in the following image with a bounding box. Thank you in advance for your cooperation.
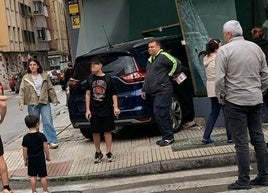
[225,101,268,186]
[153,94,174,140]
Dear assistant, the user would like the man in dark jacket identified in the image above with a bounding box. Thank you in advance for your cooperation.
[251,27,268,107]
[141,39,181,146]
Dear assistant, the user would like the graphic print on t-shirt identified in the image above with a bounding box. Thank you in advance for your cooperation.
[92,79,107,101]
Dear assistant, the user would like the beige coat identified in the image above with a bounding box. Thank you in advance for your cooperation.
[203,53,217,97]
[19,72,59,105]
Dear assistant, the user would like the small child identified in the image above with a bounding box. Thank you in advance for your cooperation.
[22,115,51,193]
[85,57,120,163]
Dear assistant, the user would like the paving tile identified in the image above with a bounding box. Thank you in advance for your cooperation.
[4,109,268,179]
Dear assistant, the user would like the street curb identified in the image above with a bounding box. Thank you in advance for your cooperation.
[9,151,256,182]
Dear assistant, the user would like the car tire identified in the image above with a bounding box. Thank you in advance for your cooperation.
[79,128,93,140]
[170,94,182,133]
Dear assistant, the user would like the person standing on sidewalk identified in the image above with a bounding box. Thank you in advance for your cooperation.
[216,20,268,190]
[0,96,14,193]
[22,115,51,193]
[141,39,181,146]
[85,57,120,163]
[19,58,60,149]
[202,38,232,144]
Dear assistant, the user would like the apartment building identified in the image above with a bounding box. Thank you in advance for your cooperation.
[47,0,69,71]
[0,0,69,89]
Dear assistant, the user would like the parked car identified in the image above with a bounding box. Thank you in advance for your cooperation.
[47,69,60,85]
[67,35,195,139]
[8,73,23,93]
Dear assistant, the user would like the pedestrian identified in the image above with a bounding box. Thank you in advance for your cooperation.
[201,38,232,144]
[63,62,73,107]
[85,57,120,164]
[0,96,14,193]
[19,58,60,149]
[251,26,268,108]
[141,39,181,146]
[216,20,268,190]
[22,115,51,193]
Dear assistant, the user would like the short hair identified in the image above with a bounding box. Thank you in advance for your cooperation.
[223,20,243,37]
[24,115,39,128]
[27,58,44,73]
[148,39,162,48]
[90,57,103,65]
[251,26,264,39]
[205,39,221,56]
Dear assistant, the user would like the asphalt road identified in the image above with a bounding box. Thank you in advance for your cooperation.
[0,85,66,145]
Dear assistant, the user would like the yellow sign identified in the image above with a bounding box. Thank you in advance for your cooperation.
[69,4,79,14]
[71,15,80,29]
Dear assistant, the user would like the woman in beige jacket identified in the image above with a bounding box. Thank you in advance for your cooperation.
[19,59,59,149]
[202,39,232,144]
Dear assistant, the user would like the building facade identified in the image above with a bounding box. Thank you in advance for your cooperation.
[0,0,70,89]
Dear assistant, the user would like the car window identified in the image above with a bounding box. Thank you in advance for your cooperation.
[73,55,137,80]
[102,55,136,76]
[73,60,90,80]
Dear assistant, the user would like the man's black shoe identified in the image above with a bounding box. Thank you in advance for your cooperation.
[228,182,251,190]
[250,177,268,186]
[156,139,163,145]
[158,139,174,147]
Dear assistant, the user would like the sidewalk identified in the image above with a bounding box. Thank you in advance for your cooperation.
[4,109,268,181]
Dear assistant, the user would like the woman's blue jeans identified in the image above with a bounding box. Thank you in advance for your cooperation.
[203,97,232,140]
[28,103,58,144]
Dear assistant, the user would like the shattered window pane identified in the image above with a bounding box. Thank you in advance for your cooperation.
[176,0,209,96]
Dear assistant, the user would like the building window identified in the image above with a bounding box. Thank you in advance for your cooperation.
[37,28,46,40]
[33,1,42,14]
[19,3,31,17]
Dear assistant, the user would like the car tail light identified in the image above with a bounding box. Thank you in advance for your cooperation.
[68,78,79,89]
[120,71,146,83]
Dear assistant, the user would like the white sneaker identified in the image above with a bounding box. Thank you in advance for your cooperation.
[49,143,59,149]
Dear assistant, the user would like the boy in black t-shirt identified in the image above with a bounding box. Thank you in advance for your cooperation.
[85,57,120,163]
[22,115,51,193]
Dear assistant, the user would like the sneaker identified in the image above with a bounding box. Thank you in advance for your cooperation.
[201,138,214,144]
[250,177,268,186]
[227,139,233,143]
[94,152,103,164]
[156,139,163,145]
[157,138,174,146]
[106,152,115,162]
[49,143,59,149]
[228,181,251,190]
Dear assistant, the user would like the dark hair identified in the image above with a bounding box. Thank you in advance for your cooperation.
[90,57,103,65]
[27,58,44,73]
[205,39,221,56]
[24,115,39,128]
[148,39,162,48]
[251,26,264,40]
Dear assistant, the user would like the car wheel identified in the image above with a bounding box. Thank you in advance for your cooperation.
[170,95,182,132]
[79,128,93,140]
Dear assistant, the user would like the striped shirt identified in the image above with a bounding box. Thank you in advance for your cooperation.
[32,74,43,96]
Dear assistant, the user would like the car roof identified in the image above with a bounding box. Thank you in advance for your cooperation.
[76,35,181,61]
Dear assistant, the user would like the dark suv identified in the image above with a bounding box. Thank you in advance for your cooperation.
[67,35,194,138]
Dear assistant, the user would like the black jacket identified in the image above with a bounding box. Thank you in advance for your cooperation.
[142,50,181,96]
